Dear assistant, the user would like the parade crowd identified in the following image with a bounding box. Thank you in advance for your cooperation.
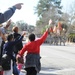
[0,3,52,75]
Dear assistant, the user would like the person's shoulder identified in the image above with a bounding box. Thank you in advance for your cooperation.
[15,33,21,36]
[24,42,31,47]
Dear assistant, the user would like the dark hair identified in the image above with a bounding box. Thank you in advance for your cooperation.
[12,26,18,32]
[7,34,14,41]
[16,56,24,64]
[29,33,35,41]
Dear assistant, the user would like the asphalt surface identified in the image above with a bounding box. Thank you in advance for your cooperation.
[18,41,75,75]
[37,43,75,75]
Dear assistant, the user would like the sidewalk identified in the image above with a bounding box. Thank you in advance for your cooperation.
[66,42,75,46]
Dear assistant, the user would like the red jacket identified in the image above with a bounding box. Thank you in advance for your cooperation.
[19,30,48,56]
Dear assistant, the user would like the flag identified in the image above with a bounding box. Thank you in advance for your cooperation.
[50,27,53,33]
[53,26,57,33]
[57,22,62,30]
[49,19,52,25]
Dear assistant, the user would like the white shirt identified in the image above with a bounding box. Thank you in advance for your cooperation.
[0,36,2,46]
[0,27,7,34]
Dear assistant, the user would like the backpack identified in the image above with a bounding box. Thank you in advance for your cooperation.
[1,54,11,70]
[13,33,23,54]
[1,43,11,71]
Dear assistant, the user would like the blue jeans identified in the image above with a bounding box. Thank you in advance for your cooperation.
[13,62,20,75]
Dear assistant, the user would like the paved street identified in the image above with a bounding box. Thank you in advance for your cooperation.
[37,43,75,75]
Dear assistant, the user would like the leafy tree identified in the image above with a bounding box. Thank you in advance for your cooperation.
[8,21,15,32]
[64,1,75,37]
[34,0,62,35]
[35,0,62,34]
[16,20,28,31]
[16,20,35,33]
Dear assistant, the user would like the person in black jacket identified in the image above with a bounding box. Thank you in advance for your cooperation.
[3,32,25,75]
[0,20,11,66]
[12,26,23,56]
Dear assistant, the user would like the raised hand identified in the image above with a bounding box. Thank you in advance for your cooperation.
[22,31,26,36]
[14,3,23,10]
[47,19,52,32]
[49,19,52,25]
[6,20,11,28]
[7,20,11,25]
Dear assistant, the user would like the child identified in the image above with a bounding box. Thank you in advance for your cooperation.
[16,54,24,71]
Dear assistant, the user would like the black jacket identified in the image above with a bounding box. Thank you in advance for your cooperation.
[13,32,23,54]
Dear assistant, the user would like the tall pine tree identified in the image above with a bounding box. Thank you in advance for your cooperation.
[35,0,62,26]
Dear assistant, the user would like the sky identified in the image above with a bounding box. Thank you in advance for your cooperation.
[0,0,74,26]
[61,0,75,12]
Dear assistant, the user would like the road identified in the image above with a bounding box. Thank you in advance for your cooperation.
[37,43,75,75]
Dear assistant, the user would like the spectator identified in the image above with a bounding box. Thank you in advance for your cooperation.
[12,26,23,56]
[2,32,25,75]
[0,30,3,63]
[0,20,11,65]
[12,26,23,75]
[19,28,51,75]
[18,20,52,75]
[16,54,24,71]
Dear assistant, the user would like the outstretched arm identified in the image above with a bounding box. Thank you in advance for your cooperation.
[0,3,23,24]
[12,31,26,45]
[37,19,52,45]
